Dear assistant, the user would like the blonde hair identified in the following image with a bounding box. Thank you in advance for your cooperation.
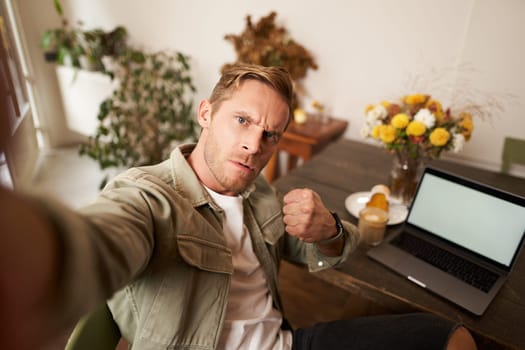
[209,63,294,124]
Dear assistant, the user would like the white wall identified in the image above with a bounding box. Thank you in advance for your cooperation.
[16,0,525,172]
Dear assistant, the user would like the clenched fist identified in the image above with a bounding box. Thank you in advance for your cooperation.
[282,188,338,243]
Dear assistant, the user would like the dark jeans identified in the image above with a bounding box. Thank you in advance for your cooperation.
[292,313,458,350]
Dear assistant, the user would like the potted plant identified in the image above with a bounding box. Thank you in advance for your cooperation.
[40,20,85,68]
[81,26,128,72]
[40,0,128,72]
[79,50,198,188]
[41,1,198,188]
[40,0,84,67]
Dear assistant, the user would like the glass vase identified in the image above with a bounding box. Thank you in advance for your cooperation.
[388,152,425,206]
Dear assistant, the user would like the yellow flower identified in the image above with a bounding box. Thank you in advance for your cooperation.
[406,121,426,136]
[425,99,444,121]
[429,128,451,146]
[379,124,397,143]
[404,94,429,105]
[459,113,474,131]
[371,125,381,139]
[391,113,410,129]
[364,104,374,113]
[459,112,474,140]
[364,93,478,159]
[312,100,324,112]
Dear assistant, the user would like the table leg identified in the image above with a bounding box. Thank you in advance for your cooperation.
[287,155,299,172]
[265,151,280,183]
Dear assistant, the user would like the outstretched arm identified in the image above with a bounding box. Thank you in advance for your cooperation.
[0,186,60,350]
[1,44,68,348]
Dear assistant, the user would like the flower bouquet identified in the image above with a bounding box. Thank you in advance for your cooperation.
[361,93,474,204]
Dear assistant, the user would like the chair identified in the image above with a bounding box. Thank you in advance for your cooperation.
[64,303,121,350]
[501,137,525,174]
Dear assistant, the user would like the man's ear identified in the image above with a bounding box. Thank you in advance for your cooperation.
[197,99,212,128]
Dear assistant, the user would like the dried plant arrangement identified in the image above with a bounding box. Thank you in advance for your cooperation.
[222,11,318,106]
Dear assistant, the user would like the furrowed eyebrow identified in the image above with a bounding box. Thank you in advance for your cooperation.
[266,129,283,139]
[235,112,283,139]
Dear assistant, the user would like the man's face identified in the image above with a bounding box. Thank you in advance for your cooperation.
[193,79,289,195]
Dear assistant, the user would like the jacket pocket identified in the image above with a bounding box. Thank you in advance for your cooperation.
[260,211,285,245]
[176,234,233,274]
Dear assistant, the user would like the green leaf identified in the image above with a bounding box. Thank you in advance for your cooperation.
[40,30,54,49]
[54,0,63,16]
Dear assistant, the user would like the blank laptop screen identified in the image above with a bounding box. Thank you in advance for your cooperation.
[407,172,525,267]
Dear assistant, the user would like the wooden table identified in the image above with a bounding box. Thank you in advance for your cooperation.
[265,117,348,183]
[273,138,525,350]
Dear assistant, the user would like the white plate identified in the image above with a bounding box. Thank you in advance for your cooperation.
[344,191,408,225]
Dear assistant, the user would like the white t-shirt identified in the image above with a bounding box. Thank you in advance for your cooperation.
[205,187,292,350]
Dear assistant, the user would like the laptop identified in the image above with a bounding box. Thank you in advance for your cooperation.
[367,166,525,316]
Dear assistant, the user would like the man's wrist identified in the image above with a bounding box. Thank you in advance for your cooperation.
[317,212,344,244]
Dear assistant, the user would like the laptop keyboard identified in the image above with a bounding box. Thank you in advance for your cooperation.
[391,233,499,293]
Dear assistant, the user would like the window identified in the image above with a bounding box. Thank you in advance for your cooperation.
[0,3,29,129]
[0,0,37,187]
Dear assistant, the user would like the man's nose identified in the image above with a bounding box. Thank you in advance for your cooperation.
[241,128,263,154]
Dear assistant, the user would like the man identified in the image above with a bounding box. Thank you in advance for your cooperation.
[0,64,476,349]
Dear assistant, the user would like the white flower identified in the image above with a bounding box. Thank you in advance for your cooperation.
[414,108,436,129]
[452,133,465,153]
[366,105,387,124]
[360,124,371,139]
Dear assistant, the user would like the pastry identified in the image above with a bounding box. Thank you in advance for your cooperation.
[366,184,390,212]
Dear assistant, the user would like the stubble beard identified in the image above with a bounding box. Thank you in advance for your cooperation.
[203,134,256,195]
